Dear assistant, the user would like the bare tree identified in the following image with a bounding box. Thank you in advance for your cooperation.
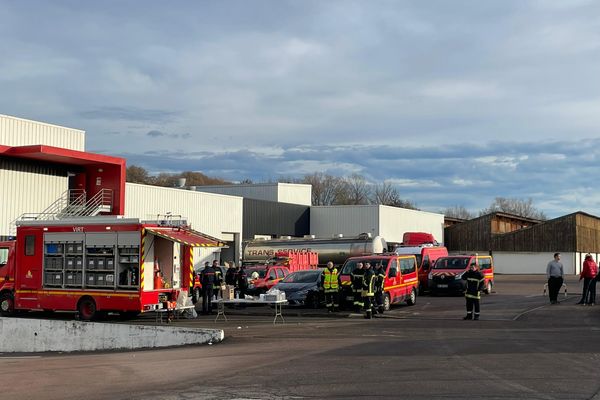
[443,205,475,220]
[301,173,346,205]
[337,174,370,205]
[372,181,401,205]
[480,197,547,220]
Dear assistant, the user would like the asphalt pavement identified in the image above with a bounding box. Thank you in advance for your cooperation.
[2,274,600,400]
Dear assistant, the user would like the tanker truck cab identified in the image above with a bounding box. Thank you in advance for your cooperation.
[0,241,16,316]
[339,254,419,311]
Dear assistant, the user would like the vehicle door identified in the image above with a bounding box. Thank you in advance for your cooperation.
[266,267,279,289]
[399,256,418,297]
[0,244,12,288]
[478,256,493,283]
[384,258,400,302]
[419,253,432,288]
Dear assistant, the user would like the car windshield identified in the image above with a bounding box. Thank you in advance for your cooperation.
[341,258,388,274]
[282,270,321,283]
[434,257,470,269]
[247,268,267,278]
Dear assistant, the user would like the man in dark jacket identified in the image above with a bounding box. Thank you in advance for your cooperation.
[201,262,217,314]
[373,262,386,315]
[461,262,484,320]
[362,263,376,319]
[351,262,365,312]
[225,262,237,286]
[235,265,248,300]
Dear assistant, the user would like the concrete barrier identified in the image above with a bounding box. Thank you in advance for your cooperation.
[0,317,224,353]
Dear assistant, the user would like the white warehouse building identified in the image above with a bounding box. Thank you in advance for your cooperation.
[0,114,243,268]
[310,205,445,247]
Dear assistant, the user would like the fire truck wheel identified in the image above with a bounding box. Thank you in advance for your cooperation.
[383,293,391,312]
[484,281,493,295]
[406,289,417,306]
[0,292,15,317]
[77,297,97,321]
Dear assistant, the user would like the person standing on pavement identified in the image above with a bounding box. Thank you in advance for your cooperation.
[373,262,386,315]
[212,260,223,299]
[321,261,340,312]
[225,262,237,286]
[362,262,376,319]
[546,253,564,305]
[235,264,248,300]
[200,262,217,314]
[462,261,484,320]
[351,262,365,312]
[578,254,598,305]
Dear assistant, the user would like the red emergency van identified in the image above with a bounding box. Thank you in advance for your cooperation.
[339,254,419,311]
[395,244,448,294]
[0,216,224,320]
[428,254,494,296]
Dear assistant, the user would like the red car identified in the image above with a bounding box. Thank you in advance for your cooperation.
[246,265,290,295]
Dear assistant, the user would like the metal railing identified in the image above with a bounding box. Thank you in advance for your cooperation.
[59,188,113,218]
[8,189,114,235]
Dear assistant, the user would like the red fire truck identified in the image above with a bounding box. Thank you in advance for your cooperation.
[0,216,223,320]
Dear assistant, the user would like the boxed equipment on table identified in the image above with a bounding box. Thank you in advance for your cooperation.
[223,285,235,300]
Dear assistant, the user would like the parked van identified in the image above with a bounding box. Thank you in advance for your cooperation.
[428,254,494,296]
[339,254,419,311]
[395,244,448,294]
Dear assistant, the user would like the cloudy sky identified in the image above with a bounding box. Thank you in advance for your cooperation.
[1,0,600,217]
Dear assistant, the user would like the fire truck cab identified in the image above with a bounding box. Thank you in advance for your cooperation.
[0,217,223,320]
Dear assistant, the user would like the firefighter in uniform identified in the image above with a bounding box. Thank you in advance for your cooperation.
[212,260,223,299]
[321,261,340,312]
[373,262,386,315]
[362,262,376,319]
[351,262,365,312]
[462,261,484,320]
[201,262,217,315]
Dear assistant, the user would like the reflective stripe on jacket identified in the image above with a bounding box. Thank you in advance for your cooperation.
[362,269,375,297]
[462,269,484,299]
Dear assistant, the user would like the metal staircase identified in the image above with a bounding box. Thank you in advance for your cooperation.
[9,189,114,236]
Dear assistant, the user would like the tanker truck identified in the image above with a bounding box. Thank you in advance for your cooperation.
[243,233,387,266]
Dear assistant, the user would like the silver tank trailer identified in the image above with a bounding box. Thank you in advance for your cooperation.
[243,233,387,265]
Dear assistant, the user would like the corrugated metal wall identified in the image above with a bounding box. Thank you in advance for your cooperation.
[0,158,68,237]
[445,214,494,252]
[243,198,309,239]
[310,205,380,238]
[378,206,444,244]
[196,183,311,206]
[124,183,243,268]
[0,114,85,151]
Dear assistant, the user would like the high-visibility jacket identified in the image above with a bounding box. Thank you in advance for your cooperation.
[351,268,365,292]
[362,269,375,297]
[462,269,484,299]
[322,267,339,292]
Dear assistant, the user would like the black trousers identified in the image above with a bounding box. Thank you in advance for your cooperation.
[325,291,338,310]
[466,297,480,315]
[548,276,563,303]
[202,286,214,314]
[374,291,384,313]
[353,289,363,310]
[580,278,592,303]
[363,295,373,316]
[583,279,597,304]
